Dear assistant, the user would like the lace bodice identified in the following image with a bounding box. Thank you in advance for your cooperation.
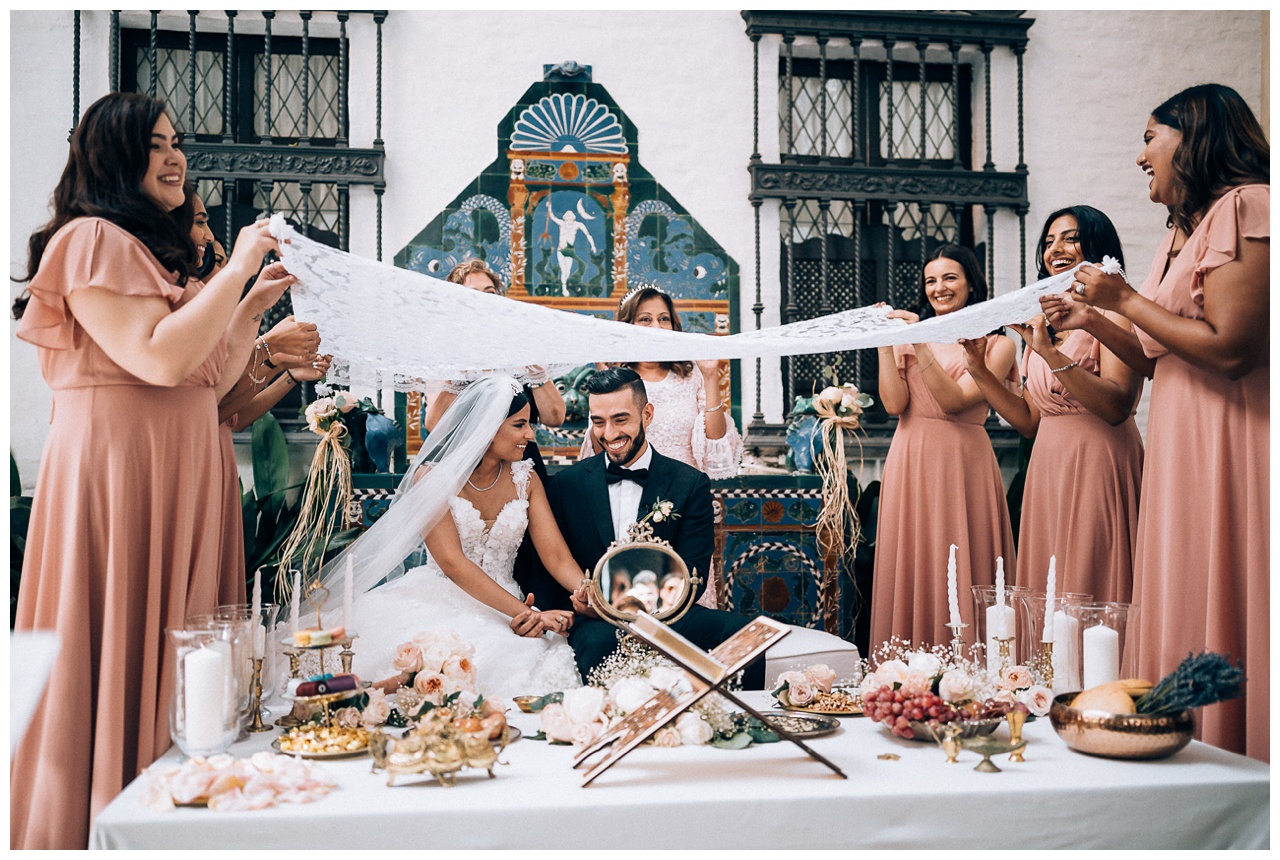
[444,460,533,598]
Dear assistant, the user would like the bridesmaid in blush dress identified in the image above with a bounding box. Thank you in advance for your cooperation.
[10,93,293,848]
[869,245,1019,650]
[963,206,1143,603]
[1057,84,1269,761]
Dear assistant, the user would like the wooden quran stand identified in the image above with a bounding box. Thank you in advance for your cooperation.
[572,613,848,785]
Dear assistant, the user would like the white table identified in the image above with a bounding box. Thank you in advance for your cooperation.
[91,694,1269,850]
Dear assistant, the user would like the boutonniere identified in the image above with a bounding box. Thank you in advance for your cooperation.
[646,499,679,524]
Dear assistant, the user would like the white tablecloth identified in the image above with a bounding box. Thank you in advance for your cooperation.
[91,694,1269,850]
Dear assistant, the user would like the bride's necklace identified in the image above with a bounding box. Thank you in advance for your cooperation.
[467,462,503,492]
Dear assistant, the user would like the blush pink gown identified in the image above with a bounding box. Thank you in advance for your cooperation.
[11,218,230,848]
[1015,331,1143,602]
[1130,185,1269,761]
[870,341,1018,650]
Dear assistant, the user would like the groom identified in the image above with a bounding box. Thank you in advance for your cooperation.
[534,367,765,689]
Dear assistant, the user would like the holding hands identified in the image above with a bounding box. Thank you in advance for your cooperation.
[507,593,577,638]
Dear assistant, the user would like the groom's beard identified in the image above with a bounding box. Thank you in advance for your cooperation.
[600,423,647,467]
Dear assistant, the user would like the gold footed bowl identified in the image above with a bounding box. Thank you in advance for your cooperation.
[1049,692,1194,760]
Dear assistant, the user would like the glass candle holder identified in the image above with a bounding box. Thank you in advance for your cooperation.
[214,603,280,716]
[166,626,240,757]
[1016,593,1091,692]
[970,585,1032,672]
[187,613,253,729]
[1067,602,1139,690]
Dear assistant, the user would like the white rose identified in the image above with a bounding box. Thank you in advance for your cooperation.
[818,385,843,406]
[361,690,391,726]
[937,670,975,704]
[859,671,881,697]
[653,726,683,748]
[839,392,862,413]
[874,659,909,688]
[786,678,816,706]
[647,666,686,692]
[907,651,942,678]
[562,686,607,726]
[609,677,656,714]
[675,712,714,746]
[900,669,932,697]
[773,670,806,696]
[802,664,837,694]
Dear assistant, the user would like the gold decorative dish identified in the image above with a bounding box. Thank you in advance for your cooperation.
[513,695,540,713]
[900,718,1002,743]
[1049,692,1194,760]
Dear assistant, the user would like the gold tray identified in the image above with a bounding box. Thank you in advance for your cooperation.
[775,696,863,716]
[759,711,841,738]
[271,737,369,759]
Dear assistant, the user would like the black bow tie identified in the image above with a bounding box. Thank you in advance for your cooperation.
[605,462,649,487]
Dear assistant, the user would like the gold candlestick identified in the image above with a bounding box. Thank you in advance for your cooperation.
[1041,640,1055,689]
[339,637,357,674]
[246,657,272,733]
[1006,709,1026,762]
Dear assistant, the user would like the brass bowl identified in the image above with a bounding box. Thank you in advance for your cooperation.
[513,695,539,714]
[1049,692,1194,760]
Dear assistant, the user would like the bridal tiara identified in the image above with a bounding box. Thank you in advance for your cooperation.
[618,283,671,312]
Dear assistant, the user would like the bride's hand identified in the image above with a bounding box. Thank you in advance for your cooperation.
[539,610,575,635]
[508,594,546,638]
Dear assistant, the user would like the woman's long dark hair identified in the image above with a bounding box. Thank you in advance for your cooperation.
[14,92,197,318]
[1150,83,1270,235]
[1034,205,1126,279]
[917,244,988,320]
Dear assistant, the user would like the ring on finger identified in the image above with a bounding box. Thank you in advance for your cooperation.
[1074,282,1086,295]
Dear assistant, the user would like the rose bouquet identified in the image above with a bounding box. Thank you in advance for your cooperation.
[859,639,1050,740]
[770,663,839,707]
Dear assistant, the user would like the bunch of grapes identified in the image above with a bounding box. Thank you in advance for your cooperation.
[862,685,959,739]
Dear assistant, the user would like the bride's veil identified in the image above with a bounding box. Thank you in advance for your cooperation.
[298,375,524,626]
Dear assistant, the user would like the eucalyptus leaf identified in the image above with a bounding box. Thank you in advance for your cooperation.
[710,731,753,750]
[748,727,780,743]
[528,691,564,713]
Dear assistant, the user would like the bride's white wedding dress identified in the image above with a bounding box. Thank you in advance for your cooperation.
[348,460,582,705]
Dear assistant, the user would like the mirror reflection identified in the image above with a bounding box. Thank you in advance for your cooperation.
[599,545,688,620]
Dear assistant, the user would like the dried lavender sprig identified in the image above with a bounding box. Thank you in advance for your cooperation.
[1135,651,1245,715]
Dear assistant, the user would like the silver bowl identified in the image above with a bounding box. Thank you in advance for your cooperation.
[903,717,1002,743]
[1049,692,1194,760]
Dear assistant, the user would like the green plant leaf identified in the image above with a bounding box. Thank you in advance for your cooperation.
[710,732,753,750]
[748,727,781,743]
[251,414,291,500]
[528,691,564,713]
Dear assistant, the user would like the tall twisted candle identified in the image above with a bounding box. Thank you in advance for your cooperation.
[946,544,961,630]
[343,554,353,632]
[994,558,1007,639]
[290,570,301,635]
[1042,556,1056,644]
[250,567,263,659]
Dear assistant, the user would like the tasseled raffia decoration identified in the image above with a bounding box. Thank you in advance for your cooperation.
[275,421,355,605]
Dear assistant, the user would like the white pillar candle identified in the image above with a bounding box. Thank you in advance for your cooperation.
[343,554,354,632]
[985,602,1016,673]
[1042,556,1056,643]
[994,557,1006,639]
[290,570,301,635]
[185,646,229,752]
[1082,624,1121,689]
[1051,609,1079,692]
[250,568,263,660]
[946,544,961,631]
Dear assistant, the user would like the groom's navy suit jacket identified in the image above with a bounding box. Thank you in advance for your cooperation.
[532,447,763,689]
[539,448,714,607]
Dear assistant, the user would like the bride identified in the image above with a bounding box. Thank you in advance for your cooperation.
[312,376,585,705]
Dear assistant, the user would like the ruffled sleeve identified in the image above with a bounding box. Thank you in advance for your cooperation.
[17,218,183,350]
[690,372,743,479]
[1190,185,1270,306]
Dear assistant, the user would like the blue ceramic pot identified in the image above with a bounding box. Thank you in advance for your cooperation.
[785,414,823,473]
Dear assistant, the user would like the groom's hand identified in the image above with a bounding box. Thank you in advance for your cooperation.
[571,576,600,619]
[509,594,546,638]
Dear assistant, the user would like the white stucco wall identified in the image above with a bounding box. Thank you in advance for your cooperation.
[9,10,1267,487]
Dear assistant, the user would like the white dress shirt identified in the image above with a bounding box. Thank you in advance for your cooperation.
[607,445,653,543]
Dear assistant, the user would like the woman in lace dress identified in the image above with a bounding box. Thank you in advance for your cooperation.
[582,286,742,480]
[334,378,584,705]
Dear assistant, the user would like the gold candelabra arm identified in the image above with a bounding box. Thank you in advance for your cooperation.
[247,657,272,733]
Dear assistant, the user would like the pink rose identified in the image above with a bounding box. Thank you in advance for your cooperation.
[858,672,881,697]
[413,671,446,704]
[785,677,816,706]
[332,391,358,413]
[938,670,975,704]
[539,703,575,743]
[773,670,806,698]
[571,721,604,747]
[1019,685,1053,717]
[391,642,424,675]
[900,669,932,697]
[803,663,837,694]
[653,726,683,747]
[361,689,391,726]
[334,706,360,728]
[999,665,1032,691]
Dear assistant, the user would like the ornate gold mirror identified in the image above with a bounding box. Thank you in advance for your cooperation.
[587,527,701,628]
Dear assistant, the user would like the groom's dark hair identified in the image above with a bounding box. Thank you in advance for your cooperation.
[585,366,648,409]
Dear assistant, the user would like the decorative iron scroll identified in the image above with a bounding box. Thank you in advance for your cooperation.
[184,142,385,183]
[751,163,1026,206]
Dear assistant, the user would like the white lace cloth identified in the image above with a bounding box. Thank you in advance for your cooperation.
[581,370,743,479]
[271,215,1120,393]
[346,460,581,706]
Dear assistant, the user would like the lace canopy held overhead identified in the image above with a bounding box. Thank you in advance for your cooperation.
[270,215,1116,393]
